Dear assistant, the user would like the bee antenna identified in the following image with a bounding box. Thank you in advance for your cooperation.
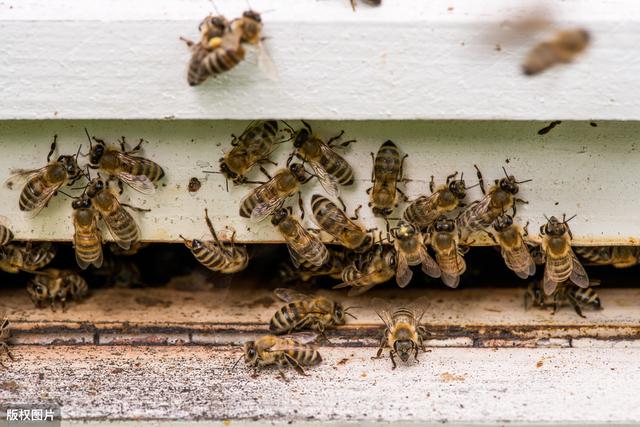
[281,120,295,132]
[544,214,550,222]
[58,190,74,199]
[231,352,244,371]
[466,182,480,189]
[208,0,221,15]
[178,234,191,244]
[459,172,464,180]
[83,128,93,151]
[564,214,577,224]
[516,178,533,184]
[502,166,510,178]
[301,120,312,132]
[203,170,222,174]
[74,143,83,160]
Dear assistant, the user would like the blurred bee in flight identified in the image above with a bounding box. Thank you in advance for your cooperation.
[522,29,590,76]
[403,172,468,230]
[368,140,408,217]
[525,279,601,318]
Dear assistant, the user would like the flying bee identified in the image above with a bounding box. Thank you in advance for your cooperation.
[289,120,355,197]
[86,130,165,195]
[218,120,282,185]
[334,244,396,296]
[7,135,83,216]
[277,247,351,283]
[311,194,372,252]
[27,268,89,311]
[574,246,640,269]
[488,214,536,279]
[540,215,589,295]
[86,178,147,250]
[391,221,441,288]
[525,280,601,318]
[269,288,357,337]
[0,225,13,247]
[0,242,56,274]
[374,305,427,370]
[239,334,322,378]
[428,216,466,288]
[368,140,407,217]
[403,172,467,230]
[181,208,249,273]
[271,207,329,267]
[457,166,530,238]
[239,163,309,222]
[71,195,103,270]
[0,317,14,368]
[522,29,590,76]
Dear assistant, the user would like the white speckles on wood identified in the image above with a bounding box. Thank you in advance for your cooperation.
[2,345,640,423]
[1,120,639,244]
[2,0,640,120]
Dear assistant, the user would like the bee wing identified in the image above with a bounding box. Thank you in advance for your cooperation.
[270,334,317,351]
[440,271,460,288]
[258,40,279,82]
[250,198,284,222]
[274,288,311,303]
[372,304,394,330]
[570,253,589,288]
[395,251,413,288]
[117,172,156,195]
[419,245,441,278]
[4,168,41,189]
[542,264,558,295]
[309,162,340,198]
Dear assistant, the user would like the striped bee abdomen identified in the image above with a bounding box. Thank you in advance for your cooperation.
[0,225,13,246]
[269,302,304,333]
[106,209,139,244]
[286,348,322,366]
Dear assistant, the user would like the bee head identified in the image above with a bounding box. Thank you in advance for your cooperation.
[200,15,228,37]
[242,10,262,23]
[333,303,346,324]
[71,196,91,210]
[434,216,455,233]
[289,163,307,182]
[492,214,513,232]
[89,141,105,165]
[243,341,258,365]
[498,176,519,195]
[86,179,104,198]
[543,216,566,236]
[218,159,237,180]
[180,235,202,250]
[449,179,467,199]
[58,155,80,176]
[394,339,414,362]
[270,208,289,226]
[394,221,416,240]
[293,128,310,148]
[27,280,49,302]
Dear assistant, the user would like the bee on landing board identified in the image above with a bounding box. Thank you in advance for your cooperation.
[522,29,590,76]
[27,268,89,311]
[391,221,441,288]
[71,195,103,270]
[271,207,329,267]
[288,121,355,198]
[525,279,601,318]
[85,130,165,195]
[456,166,530,239]
[0,318,14,369]
[374,305,428,370]
[539,215,589,295]
[6,135,83,216]
[269,288,356,337]
[574,246,640,269]
[181,208,249,274]
[368,140,408,217]
[310,194,372,253]
[237,334,322,379]
[403,172,468,230]
[428,216,466,288]
[487,214,536,279]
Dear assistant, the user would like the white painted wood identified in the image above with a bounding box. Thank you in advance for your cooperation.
[3,345,640,423]
[2,0,639,120]
[1,120,638,244]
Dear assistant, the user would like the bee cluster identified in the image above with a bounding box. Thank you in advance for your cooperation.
[1,130,165,310]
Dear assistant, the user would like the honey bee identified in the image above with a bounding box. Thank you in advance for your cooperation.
[86,130,165,194]
[271,207,329,267]
[311,194,372,252]
[290,121,355,197]
[239,163,309,222]
[489,214,536,279]
[240,334,322,378]
[350,0,382,11]
[181,208,249,273]
[540,215,589,295]
[0,317,14,368]
[334,244,396,296]
[27,268,89,311]
[368,140,407,217]
[525,280,601,318]
[391,221,441,287]
[219,120,282,185]
[574,246,640,269]
[231,10,278,80]
[269,288,356,336]
[108,242,149,256]
[182,14,231,85]
[457,166,530,238]
[86,179,146,250]
[0,225,13,247]
[374,305,427,369]
[428,216,466,288]
[277,247,350,283]
[71,195,103,270]
[9,135,83,216]
[403,172,467,230]
[522,29,590,76]
[0,242,56,273]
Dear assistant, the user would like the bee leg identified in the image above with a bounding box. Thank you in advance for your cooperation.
[429,175,436,193]
[129,138,145,153]
[350,0,357,11]
[258,165,272,180]
[47,135,58,162]
[326,130,345,146]
[389,351,397,370]
[298,192,305,219]
[370,152,375,182]
[337,196,347,212]
[473,165,486,195]
[366,187,372,195]
[397,188,409,203]
[259,158,278,167]
[568,296,586,318]
[350,205,362,220]
[1,343,14,361]
[277,370,289,382]
[179,36,195,47]
[284,354,308,377]
[120,203,151,213]
[512,198,529,216]
[399,154,410,183]
[523,221,530,237]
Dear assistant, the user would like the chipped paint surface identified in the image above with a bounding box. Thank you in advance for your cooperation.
[1,345,640,423]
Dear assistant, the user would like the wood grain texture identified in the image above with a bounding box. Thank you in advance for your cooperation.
[1,120,639,245]
[1,0,639,120]
[2,345,640,423]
